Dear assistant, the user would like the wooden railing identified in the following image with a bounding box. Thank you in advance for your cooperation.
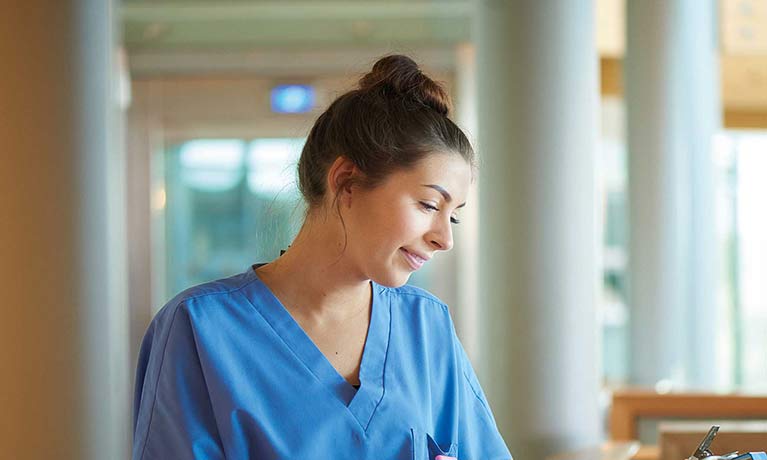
[610,390,767,441]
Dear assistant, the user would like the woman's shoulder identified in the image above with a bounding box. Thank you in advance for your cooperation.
[152,268,258,325]
[380,282,447,307]
[378,282,453,324]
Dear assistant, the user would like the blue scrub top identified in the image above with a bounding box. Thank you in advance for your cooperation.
[133,265,512,460]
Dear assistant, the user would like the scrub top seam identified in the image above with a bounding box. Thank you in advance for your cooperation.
[173,276,260,306]
[137,304,184,460]
[463,370,494,419]
[139,280,254,460]
[381,287,450,312]
[361,287,393,433]
[185,298,230,459]
[236,290,330,393]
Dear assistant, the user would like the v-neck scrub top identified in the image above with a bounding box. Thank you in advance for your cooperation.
[132,266,512,460]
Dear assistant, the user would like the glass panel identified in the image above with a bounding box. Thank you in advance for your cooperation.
[716,130,767,391]
[714,133,737,388]
[595,102,767,391]
[733,132,767,389]
[601,97,630,385]
[163,138,305,300]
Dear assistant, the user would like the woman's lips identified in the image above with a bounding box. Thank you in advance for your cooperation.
[400,248,427,270]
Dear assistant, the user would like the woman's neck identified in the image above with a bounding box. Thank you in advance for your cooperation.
[255,217,371,325]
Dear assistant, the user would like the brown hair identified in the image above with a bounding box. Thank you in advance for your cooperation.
[297,54,475,211]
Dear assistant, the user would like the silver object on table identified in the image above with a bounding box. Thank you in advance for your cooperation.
[687,425,767,460]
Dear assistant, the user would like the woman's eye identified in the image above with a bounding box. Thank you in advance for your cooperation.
[419,201,439,212]
[420,202,461,225]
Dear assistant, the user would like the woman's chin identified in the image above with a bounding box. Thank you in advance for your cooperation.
[371,268,411,288]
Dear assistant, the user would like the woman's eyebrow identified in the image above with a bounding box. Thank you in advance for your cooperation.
[421,184,466,208]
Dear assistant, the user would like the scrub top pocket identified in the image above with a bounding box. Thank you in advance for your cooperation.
[410,428,458,460]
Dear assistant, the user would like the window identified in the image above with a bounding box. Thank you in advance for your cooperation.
[161,137,433,301]
[163,138,305,299]
[716,131,767,390]
[601,97,630,385]
[599,96,767,390]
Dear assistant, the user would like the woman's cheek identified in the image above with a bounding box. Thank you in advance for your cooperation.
[399,209,427,237]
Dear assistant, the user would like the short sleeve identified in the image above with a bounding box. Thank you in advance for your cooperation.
[132,304,225,460]
[453,330,513,460]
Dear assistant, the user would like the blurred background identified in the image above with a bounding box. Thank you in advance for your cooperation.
[2,0,767,459]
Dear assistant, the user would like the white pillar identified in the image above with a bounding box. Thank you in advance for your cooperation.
[476,1,601,458]
[452,42,481,363]
[0,2,130,459]
[626,0,721,389]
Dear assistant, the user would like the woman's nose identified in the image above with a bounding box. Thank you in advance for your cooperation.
[428,222,454,252]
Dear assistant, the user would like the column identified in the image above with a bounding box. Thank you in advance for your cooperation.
[454,42,482,363]
[0,1,130,459]
[476,1,601,458]
[626,0,720,389]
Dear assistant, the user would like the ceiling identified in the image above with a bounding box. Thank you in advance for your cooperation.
[121,0,471,52]
[120,0,767,77]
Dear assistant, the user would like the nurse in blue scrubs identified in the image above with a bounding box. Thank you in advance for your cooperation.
[132,54,513,460]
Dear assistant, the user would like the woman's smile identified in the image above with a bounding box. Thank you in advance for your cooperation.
[400,247,428,271]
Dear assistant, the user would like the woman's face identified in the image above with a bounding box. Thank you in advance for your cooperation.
[343,152,472,287]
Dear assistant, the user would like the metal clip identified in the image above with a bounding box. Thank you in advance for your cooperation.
[686,426,740,460]
[688,425,720,460]
[687,425,767,460]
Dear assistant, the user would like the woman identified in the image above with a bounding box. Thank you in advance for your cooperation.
[132,55,512,460]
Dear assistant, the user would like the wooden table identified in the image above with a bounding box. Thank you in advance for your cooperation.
[546,441,658,460]
[610,390,767,441]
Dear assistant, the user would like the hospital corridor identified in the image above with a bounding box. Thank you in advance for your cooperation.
[2,1,767,459]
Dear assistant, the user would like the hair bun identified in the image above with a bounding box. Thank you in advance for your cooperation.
[358,54,451,116]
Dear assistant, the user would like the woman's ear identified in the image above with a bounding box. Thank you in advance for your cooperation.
[326,156,358,206]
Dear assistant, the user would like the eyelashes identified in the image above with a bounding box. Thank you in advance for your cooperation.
[419,202,438,212]
[419,201,461,224]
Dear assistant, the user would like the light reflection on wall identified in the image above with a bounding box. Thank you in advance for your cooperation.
[247,138,303,198]
[164,138,305,298]
[179,139,245,192]
[734,133,767,389]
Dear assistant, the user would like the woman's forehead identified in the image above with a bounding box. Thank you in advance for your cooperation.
[384,154,472,197]
[408,154,471,183]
